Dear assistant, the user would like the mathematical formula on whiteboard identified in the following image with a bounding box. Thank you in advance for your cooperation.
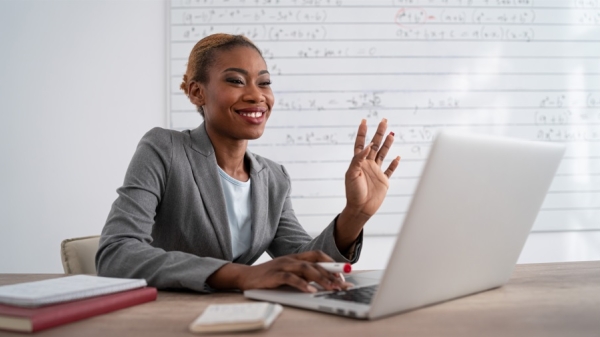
[168,0,600,235]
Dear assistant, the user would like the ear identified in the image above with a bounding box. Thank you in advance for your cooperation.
[188,81,206,107]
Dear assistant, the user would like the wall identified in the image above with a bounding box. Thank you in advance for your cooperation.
[0,0,598,273]
[0,0,166,272]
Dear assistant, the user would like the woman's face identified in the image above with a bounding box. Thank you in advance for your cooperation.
[190,46,274,141]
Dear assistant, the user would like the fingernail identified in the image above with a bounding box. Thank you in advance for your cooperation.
[343,282,355,289]
[390,132,395,137]
[307,285,318,293]
[383,118,388,123]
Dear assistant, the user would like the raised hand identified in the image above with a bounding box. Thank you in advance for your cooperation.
[335,119,400,252]
[346,118,400,217]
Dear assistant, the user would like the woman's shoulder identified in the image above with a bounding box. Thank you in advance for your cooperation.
[141,127,178,141]
[139,127,191,148]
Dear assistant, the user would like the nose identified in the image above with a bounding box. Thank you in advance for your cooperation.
[242,83,265,104]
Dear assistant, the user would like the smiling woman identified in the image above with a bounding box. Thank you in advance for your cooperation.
[95,33,400,294]
[183,35,274,152]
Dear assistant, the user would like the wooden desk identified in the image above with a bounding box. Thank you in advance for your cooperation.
[1,261,599,337]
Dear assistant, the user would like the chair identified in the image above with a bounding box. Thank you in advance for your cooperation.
[60,235,101,275]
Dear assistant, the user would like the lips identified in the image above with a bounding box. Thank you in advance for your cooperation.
[235,107,267,119]
[237,111,264,118]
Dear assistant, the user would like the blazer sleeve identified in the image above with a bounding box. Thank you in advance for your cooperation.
[267,166,363,264]
[95,128,228,292]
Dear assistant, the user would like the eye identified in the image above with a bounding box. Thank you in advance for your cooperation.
[260,80,272,87]
[226,78,244,85]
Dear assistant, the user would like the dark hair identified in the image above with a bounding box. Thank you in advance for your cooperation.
[180,34,263,116]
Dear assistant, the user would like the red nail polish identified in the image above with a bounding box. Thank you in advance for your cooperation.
[390,132,395,136]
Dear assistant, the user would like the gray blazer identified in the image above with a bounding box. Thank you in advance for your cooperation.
[96,124,362,292]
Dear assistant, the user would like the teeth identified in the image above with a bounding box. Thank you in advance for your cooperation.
[240,111,263,118]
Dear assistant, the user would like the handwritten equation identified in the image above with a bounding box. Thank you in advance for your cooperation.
[394,8,536,25]
[257,124,599,147]
[272,92,460,111]
[536,127,600,141]
[177,8,328,24]
[395,25,534,41]
[168,1,600,234]
[171,5,600,43]
[176,24,327,41]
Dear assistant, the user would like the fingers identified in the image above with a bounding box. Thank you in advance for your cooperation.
[353,119,367,155]
[347,142,372,177]
[366,119,388,161]
[277,251,347,292]
[286,262,342,291]
[375,132,395,166]
[274,271,317,293]
[384,156,401,178]
[242,251,354,293]
[353,119,396,167]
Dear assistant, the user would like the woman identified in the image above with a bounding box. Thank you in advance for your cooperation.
[96,34,400,294]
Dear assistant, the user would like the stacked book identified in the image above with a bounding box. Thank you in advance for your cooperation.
[0,275,157,333]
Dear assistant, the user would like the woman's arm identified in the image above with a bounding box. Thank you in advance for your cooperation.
[335,119,400,252]
[265,165,363,263]
[96,128,229,292]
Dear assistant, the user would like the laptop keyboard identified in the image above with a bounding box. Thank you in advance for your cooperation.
[316,285,378,305]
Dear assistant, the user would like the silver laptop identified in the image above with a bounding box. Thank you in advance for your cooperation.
[245,130,565,320]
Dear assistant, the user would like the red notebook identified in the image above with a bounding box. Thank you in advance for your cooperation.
[0,287,157,333]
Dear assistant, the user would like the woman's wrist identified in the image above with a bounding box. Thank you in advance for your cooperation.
[206,263,251,290]
[335,206,370,252]
[339,205,370,229]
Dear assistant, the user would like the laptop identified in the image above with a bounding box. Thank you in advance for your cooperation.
[244,130,565,320]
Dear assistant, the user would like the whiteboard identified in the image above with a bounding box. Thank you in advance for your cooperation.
[168,0,600,236]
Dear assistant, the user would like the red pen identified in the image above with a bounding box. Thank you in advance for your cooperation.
[316,262,352,273]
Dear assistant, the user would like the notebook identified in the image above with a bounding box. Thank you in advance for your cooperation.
[245,130,565,320]
[189,302,283,333]
[0,275,147,307]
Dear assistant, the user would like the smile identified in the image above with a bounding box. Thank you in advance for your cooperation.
[235,107,267,120]
[238,111,264,118]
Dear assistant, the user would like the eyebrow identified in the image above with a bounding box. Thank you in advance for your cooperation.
[223,68,270,76]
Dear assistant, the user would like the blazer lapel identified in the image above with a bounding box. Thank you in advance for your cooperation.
[185,124,233,260]
[236,150,269,264]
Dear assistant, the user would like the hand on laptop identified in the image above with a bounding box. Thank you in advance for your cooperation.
[206,250,351,293]
[335,118,400,252]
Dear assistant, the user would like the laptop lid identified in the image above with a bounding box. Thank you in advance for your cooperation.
[368,130,565,319]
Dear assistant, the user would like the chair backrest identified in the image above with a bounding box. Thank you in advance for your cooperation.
[60,235,101,275]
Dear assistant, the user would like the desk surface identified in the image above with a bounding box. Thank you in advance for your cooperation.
[1,261,599,337]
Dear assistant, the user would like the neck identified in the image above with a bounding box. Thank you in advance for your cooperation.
[205,127,250,182]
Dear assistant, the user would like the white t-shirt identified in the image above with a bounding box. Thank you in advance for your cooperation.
[217,167,252,260]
